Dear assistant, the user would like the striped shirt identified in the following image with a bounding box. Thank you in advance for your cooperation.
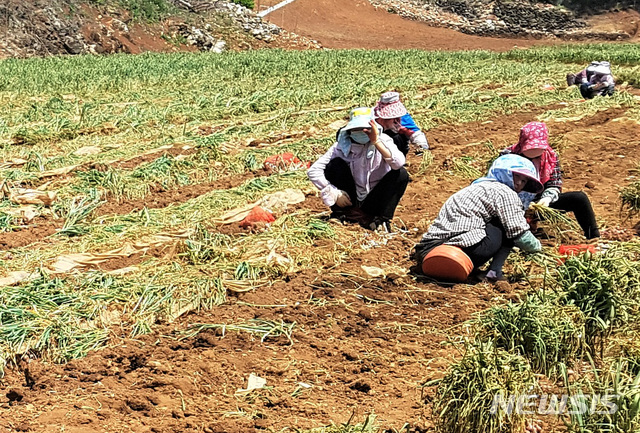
[421,181,531,247]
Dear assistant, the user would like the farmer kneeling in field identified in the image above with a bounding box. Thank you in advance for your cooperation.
[307,107,409,232]
[566,61,599,87]
[502,121,600,239]
[566,61,615,99]
[413,154,543,282]
[373,91,429,156]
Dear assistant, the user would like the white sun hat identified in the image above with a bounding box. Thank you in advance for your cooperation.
[593,64,611,75]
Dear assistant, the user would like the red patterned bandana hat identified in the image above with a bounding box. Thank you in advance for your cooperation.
[510,121,557,185]
[374,91,408,119]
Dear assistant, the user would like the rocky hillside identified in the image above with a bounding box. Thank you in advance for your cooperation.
[0,0,320,58]
[0,0,635,58]
[370,0,631,39]
[538,0,640,14]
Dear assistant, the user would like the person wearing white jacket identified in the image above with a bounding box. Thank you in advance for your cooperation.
[579,63,615,99]
[374,91,429,155]
[307,107,409,231]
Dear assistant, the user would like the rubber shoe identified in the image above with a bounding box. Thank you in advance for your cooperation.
[485,270,507,283]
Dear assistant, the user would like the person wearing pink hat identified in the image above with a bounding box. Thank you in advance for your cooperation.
[501,121,600,239]
[307,107,409,231]
[373,91,429,156]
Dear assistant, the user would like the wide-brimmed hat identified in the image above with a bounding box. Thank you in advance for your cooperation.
[476,154,543,194]
[374,91,408,119]
[593,64,611,75]
[343,107,374,132]
[587,61,600,72]
[512,165,544,194]
[379,91,401,105]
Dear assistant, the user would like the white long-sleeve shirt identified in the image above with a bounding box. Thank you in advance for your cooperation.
[307,134,405,206]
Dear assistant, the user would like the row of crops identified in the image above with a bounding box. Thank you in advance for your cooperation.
[1,45,640,432]
[433,246,640,433]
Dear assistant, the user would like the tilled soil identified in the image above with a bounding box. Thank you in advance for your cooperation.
[2,2,640,431]
[2,105,640,432]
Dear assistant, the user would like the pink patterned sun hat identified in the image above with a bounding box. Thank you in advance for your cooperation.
[374,91,408,119]
[376,102,407,119]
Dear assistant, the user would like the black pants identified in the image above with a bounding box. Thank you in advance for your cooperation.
[462,220,514,277]
[325,158,409,221]
[579,83,615,99]
[413,237,447,268]
[550,191,600,239]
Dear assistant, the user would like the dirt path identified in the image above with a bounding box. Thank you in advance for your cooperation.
[257,0,556,50]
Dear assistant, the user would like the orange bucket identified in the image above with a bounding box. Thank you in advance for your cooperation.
[421,245,474,282]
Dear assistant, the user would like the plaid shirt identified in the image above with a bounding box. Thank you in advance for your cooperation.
[544,155,562,190]
[421,181,530,247]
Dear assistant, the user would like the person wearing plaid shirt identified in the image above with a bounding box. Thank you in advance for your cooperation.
[502,122,600,239]
[414,154,543,282]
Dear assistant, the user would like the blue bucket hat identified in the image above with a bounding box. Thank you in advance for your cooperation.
[474,154,543,194]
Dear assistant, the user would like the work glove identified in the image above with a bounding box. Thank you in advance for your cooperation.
[335,190,352,208]
[514,231,542,253]
[537,197,552,207]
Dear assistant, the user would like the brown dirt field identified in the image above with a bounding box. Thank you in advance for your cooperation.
[0,267,517,433]
[2,104,640,432]
[258,0,640,50]
[95,168,262,216]
[2,4,640,432]
[585,10,640,38]
[258,0,555,50]
[111,145,197,170]
[0,170,261,249]
[0,217,60,250]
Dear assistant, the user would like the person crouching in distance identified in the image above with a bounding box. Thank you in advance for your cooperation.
[566,61,615,99]
[579,62,615,99]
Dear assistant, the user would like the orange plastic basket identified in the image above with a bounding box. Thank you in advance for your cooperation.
[558,244,597,256]
[421,245,474,282]
[557,244,598,264]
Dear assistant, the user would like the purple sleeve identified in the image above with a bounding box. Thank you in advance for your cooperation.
[575,69,588,83]
[307,144,340,191]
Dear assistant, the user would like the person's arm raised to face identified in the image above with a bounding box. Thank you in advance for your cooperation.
[364,119,392,159]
